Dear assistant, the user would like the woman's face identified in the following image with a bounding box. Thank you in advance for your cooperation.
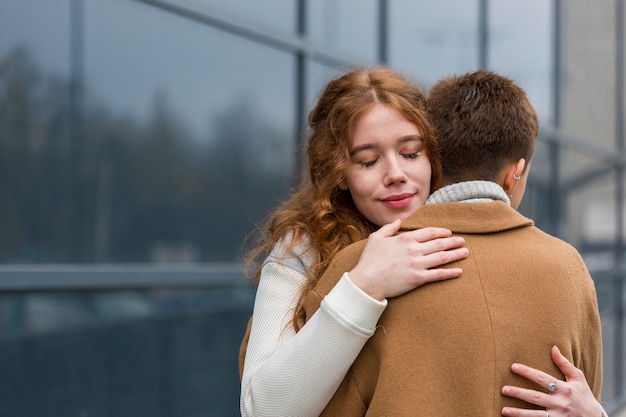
[340,103,432,227]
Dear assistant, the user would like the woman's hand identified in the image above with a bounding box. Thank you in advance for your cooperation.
[501,345,605,417]
[348,219,468,300]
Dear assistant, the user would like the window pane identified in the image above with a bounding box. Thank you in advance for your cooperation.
[389,0,479,86]
[0,0,73,263]
[561,1,615,143]
[0,0,296,263]
[0,0,71,76]
[489,0,551,125]
[306,61,344,114]
[308,0,378,63]
[182,0,297,33]
[0,285,254,416]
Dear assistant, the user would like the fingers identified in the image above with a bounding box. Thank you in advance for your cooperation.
[501,385,550,408]
[510,362,555,391]
[398,232,466,256]
[509,347,583,392]
[355,224,467,299]
[402,226,454,243]
[409,265,463,284]
[501,406,545,417]
[375,225,466,259]
[414,248,469,272]
[551,346,583,382]
[510,362,548,384]
[395,227,468,271]
[503,348,599,417]
[424,235,467,254]
[374,219,402,238]
[375,225,464,251]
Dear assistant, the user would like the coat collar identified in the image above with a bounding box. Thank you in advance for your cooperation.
[400,201,534,234]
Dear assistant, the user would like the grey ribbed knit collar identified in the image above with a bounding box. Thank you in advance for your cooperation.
[425,180,511,206]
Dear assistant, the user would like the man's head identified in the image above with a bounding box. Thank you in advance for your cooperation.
[427,70,538,192]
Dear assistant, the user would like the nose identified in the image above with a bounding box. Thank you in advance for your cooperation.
[384,159,408,186]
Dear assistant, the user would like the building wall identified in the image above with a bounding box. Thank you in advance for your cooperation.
[0,0,624,414]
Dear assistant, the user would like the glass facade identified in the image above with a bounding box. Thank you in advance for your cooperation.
[308,0,378,63]
[0,283,253,417]
[389,0,480,85]
[1,0,296,264]
[1,0,625,415]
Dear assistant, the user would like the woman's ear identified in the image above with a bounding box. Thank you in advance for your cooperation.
[339,178,349,191]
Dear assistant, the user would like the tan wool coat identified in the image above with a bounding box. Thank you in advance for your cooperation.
[304,201,603,417]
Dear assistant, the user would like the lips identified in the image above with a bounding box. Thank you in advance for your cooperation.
[381,193,414,209]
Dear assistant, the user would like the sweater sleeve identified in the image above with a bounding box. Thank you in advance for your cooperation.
[240,261,386,417]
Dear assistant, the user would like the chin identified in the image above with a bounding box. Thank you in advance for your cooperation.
[395,212,412,223]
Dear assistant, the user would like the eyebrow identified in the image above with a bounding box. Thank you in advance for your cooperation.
[349,135,423,156]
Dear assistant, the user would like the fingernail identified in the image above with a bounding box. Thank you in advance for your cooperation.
[511,363,520,371]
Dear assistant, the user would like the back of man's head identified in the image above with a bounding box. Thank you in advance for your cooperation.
[427,70,539,185]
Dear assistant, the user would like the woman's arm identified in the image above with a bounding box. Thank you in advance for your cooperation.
[240,261,386,417]
[501,345,608,417]
[240,223,468,417]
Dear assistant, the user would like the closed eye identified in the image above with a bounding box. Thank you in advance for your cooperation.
[359,159,379,168]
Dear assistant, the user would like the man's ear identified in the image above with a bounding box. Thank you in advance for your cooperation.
[502,158,526,196]
[513,158,526,178]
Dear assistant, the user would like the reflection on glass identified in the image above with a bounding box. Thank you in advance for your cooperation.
[389,0,478,86]
[0,0,295,264]
[308,0,377,63]
[0,287,254,416]
[568,162,616,252]
[560,1,615,144]
[306,61,344,116]
[0,288,254,338]
[489,0,551,124]
[0,0,71,76]
[181,0,297,34]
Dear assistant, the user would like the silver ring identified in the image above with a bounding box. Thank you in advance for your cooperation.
[546,411,550,417]
[547,377,557,392]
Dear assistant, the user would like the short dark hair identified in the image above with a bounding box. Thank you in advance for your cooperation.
[427,70,538,184]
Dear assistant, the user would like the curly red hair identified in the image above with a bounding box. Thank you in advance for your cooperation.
[243,67,441,331]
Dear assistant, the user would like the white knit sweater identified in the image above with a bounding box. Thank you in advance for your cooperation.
[239,235,387,417]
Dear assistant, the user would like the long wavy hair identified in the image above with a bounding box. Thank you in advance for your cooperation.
[243,67,441,331]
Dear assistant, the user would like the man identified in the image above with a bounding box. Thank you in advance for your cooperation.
[303,70,603,416]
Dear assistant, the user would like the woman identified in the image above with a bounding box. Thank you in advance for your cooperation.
[240,67,467,417]
[239,67,605,417]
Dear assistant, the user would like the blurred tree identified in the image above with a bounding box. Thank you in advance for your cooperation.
[0,48,292,264]
[0,47,74,262]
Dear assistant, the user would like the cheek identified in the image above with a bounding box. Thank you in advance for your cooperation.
[345,180,367,202]
[410,160,432,184]
[343,171,375,201]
